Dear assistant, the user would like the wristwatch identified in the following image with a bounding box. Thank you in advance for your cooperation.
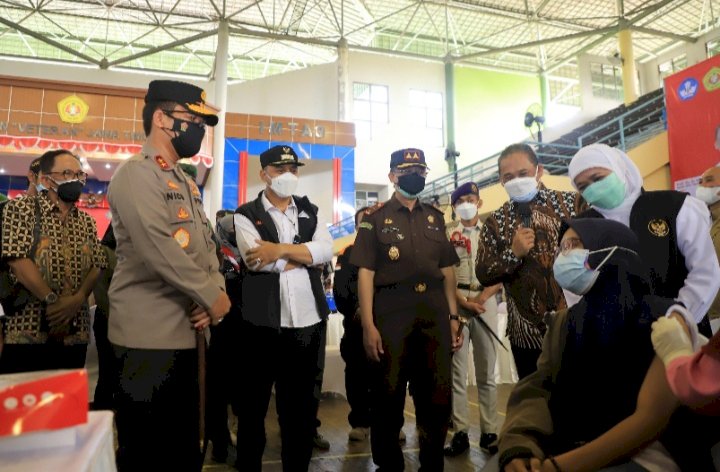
[43,291,59,305]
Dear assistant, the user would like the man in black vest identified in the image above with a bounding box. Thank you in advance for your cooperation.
[233,145,332,472]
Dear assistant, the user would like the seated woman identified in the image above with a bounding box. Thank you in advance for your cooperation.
[498,218,681,472]
[652,317,720,416]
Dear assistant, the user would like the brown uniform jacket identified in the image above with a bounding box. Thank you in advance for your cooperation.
[709,203,720,320]
[107,144,223,349]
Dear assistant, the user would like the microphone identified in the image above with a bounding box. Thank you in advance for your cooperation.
[517,202,532,228]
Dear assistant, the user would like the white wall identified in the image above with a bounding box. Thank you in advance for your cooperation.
[577,53,624,120]
[225,62,338,120]
[347,51,446,186]
[638,28,720,93]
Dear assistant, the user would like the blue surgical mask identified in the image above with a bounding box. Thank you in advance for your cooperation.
[553,247,619,295]
[581,173,626,209]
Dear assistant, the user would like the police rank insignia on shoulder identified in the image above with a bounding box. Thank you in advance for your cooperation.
[358,222,373,231]
[155,155,170,170]
[388,245,400,261]
[365,202,384,215]
[177,206,190,220]
[173,228,190,248]
[167,180,179,190]
[648,219,669,237]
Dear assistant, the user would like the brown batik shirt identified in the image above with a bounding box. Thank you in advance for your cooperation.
[476,184,586,349]
[1,192,107,345]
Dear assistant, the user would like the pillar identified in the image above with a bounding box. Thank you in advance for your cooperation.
[618,22,638,104]
[337,37,350,121]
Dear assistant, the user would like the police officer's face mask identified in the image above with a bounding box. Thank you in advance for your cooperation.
[163,113,206,158]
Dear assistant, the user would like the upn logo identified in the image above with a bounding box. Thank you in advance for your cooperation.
[678,78,699,101]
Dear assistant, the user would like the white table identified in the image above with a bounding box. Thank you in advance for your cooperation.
[0,411,117,472]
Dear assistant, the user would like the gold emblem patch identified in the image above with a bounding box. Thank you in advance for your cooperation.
[173,228,190,248]
[428,215,435,223]
[177,207,190,220]
[155,155,170,170]
[648,219,669,237]
[414,282,427,293]
[471,184,478,193]
[189,181,201,197]
[388,245,400,261]
[384,218,393,225]
[167,180,179,190]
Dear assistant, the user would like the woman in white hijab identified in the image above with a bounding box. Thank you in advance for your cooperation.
[568,143,719,335]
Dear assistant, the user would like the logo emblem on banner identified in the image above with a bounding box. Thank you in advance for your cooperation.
[678,78,699,101]
[57,95,89,124]
[703,67,720,92]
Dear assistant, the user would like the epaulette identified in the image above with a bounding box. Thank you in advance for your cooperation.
[364,202,384,216]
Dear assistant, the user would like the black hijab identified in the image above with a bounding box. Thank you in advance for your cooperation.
[549,218,661,452]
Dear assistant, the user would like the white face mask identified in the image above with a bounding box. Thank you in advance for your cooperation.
[696,185,720,206]
[503,169,539,203]
[455,202,478,221]
[267,171,298,198]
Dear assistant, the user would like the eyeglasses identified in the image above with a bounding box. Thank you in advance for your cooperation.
[555,237,583,257]
[49,170,88,181]
[162,109,206,128]
[393,167,428,177]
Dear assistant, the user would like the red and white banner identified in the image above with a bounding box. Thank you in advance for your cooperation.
[665,55,720,193]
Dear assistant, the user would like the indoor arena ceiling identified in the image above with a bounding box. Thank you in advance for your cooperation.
[0,0,718,81]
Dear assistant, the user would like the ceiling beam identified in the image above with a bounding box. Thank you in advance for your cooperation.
[455,26,616,61]
[631,25,696,43]
[0,15,102,65]
[105,28,217,67]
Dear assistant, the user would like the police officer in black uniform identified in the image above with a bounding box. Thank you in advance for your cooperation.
[351,148,463,471]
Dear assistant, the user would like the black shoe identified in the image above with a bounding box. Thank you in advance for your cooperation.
[479,433,498,454]
[443,431,469,456]
[313,433,331,450]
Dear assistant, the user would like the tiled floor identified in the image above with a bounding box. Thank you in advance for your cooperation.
[202,384,514,471]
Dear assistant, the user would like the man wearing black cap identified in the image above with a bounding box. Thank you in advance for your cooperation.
[351,148,462,471]
[444,182,502,457]
[232,144,333,471]
[107,80,230,471]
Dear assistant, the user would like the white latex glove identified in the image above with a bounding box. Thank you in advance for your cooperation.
[651,317,694,366]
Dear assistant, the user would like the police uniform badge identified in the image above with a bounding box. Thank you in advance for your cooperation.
[384,218,393,225]
[189,181,201,197]
[173,228,190,248]
[155,155,170,170]
[428,215,435,224]
[648,219,669,237]
[388,245,400,261]
[167,180,179,190]
[177,207,190,220]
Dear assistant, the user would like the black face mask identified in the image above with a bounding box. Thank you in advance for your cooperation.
[166,117,206,158]
[54,179,84,203]
[397,173,426,197]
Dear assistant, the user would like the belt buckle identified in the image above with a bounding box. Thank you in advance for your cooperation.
[414,282,427,293]
[470,283,480,291]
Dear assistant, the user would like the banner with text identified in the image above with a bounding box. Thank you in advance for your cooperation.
[665,54,720,193]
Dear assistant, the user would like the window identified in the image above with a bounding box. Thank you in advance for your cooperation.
[658,54,687,79]
[590,62,623,101]
[355,190,379,209]
[707,39,720,58]
[353,83,388,141]
[408,90,444,147]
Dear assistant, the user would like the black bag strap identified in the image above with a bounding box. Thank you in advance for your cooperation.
[27,197,42,261]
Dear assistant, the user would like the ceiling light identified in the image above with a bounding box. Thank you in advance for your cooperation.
[105,163,111,169]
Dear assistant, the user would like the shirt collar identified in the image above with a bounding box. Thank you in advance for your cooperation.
[39,191,78,215]
[261,190,296,213]
[388,193,423,212]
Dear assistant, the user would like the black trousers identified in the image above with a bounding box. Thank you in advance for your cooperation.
[112,345,200,472]
[511,344,542,380]
[92,309,116,410]
[370,288,452,472]
[340,317,371,428]
[206,310,241,452]
[235,320,326,472]
[0,341,87,373]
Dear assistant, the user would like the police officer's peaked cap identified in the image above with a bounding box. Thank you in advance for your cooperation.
[145,80,219,127]
[390,148,428,169]
[260,145,305,168]
[451,181,480,206]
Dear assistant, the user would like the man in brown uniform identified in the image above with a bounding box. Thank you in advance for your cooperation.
[352,148,462,471]
[108,80,230,471]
